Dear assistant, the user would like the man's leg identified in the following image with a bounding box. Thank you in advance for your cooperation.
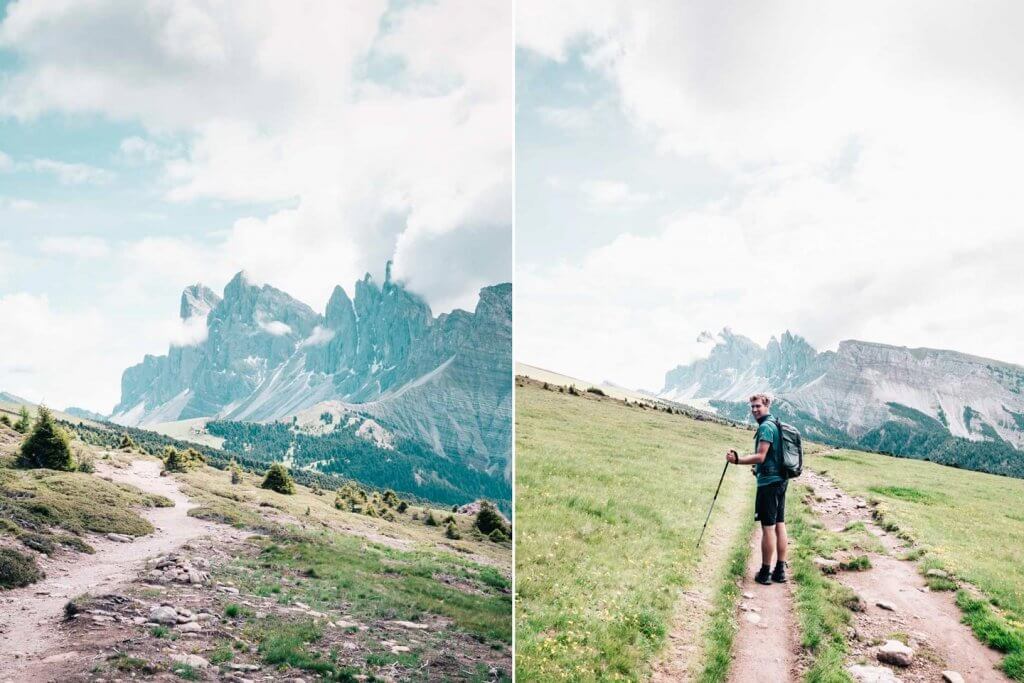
[761,524,776,566]
[775,523,788,563]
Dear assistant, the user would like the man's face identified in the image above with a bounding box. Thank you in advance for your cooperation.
[750,399,768,420]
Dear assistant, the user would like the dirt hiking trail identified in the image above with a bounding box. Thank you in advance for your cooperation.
[727,527,799,682]
[803,467,1008,682]
[0,459,222,681]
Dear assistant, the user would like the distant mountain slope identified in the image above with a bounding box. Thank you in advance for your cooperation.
[110,264,512,504]
[660,329,1024,477]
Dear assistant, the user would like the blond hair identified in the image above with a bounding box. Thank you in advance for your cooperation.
[749,393,772,407]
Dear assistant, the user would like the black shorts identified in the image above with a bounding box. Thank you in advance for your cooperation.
[754,480,788,527]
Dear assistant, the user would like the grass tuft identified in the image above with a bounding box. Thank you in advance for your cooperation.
[697,513,755,682]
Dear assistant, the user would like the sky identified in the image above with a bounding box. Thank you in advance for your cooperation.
[0,0,511,413]
[516,0,1024,392]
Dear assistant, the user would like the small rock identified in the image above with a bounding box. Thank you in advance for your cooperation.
[388,620,430,630]
[876,600,897,611]
[293,601,311,610]
[744,612,761,625]
[229,663,261,671]
[926,568,949,579]
[178,622,203,633]
[877,640,914,667]
[333,619,359,629]
[172,654,210,669]
[814,557,841,574]
[941,672,964,683]
[742,592,754,599]
[149,605,179,625]
[390,645,410,654]
[106,533,132,543]
[847,664,901,682]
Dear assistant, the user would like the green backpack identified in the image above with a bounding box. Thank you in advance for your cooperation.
[773,418,803,479]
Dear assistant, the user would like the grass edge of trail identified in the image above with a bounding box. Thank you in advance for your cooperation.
[956,587,1024,680]
[790,485,855,683]
[696,510,755,682]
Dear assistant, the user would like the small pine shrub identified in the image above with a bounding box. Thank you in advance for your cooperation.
[383,489,400,508]
[310,484,323,496]
[443,514,456,524]
[396,500,408,513]
[229,460,243,485]
[488,528,510,543]
[0,547,44,588]
[14,406,31,434]
[76,458,96,474]
[0,414,11,427]
[474,500,509,536]
[17,405,75,471]
[118,434,137,450]
[425,511,439,527]
[261,463,295,495]
[382,510,396,522]
[586,386,606,396]
[445,522,461,540]
[162,446,204,473]
[364,504,379,518]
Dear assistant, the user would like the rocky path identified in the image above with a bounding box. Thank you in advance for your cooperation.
[0,459,222,681]
[803,468,1008,682]
[726,526,798,682]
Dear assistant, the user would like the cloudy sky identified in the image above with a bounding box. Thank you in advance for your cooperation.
[0,0,511,412]
[516,0,1024,392]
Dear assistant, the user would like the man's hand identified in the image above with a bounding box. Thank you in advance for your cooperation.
[726,449,738,464]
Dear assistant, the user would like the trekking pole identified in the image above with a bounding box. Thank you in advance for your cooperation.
[695,460,730,550]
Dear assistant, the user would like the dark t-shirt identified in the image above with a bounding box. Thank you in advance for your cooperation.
[754,414,783,487]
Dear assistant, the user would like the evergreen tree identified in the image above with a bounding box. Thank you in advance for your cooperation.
[17,405,74,471]
[445,521,461,540]
[0,414,11,428]
[474,500,508,536]
[261,463,295,494]
[229,459,243,485]
[118,434,137,450]
[14,406,31,434]
[162,446,203,473]
[424,510,439,527]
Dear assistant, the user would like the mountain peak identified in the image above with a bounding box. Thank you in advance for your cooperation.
[180,284,221,320]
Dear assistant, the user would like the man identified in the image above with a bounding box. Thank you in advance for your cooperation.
[725,393,787,585]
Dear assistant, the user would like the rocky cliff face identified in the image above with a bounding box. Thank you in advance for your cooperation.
[112,265,512,476]
[661,329,1024,451]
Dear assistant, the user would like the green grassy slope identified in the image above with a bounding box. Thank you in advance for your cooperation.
[515,379,755,681]
[814,448,1024,622]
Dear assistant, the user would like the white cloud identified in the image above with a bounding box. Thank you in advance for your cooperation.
[0,149,12,171]
[0,197,38,211]
[32,158,113,185]
[167,313,210,347]
[579,179,653,208]
[536,105,592,131]
[257,317,292,337]
[298,325,335,348]
[517,1,1024,388]
[0,293,121,411]
[0,0,512,313]
[117,136,176,164]
[39,235,111,259]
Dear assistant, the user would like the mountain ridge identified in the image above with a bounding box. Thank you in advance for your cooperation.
[111,265,512,483]
[659,328,1024,477]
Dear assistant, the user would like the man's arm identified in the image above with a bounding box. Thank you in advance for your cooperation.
[726,440,770,465]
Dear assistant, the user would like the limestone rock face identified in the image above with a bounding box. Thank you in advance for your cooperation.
[660,328,1024,472]
[111,265,512,476]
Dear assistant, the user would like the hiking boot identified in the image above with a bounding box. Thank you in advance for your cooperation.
[772,562,787,583]
[754,566,772,585]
